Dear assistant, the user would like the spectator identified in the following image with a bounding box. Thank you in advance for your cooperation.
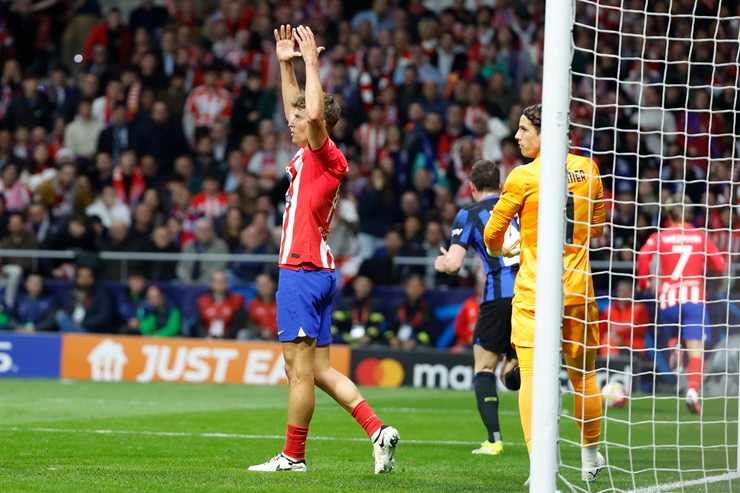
[332,275,386,345]
[452,293,479,352]
[27,203,54,245]
[191,174,227,219]
[129,0,169,35]
[146,226,180,281]
[92,80,124,126]
[357,168,399,257]
[64,100,103,159]
[6,73,53,131]
[177,218,228,284]
[388,274,439,350]
[125,203,155,251]
[116,272,147,334]
[183,65,232,140]
[361,229,404,286]
[96,104,132,160]
[86,185,131,228]
[137,285,182,337]
[82,7,132,67]
[0,212,38,272]
[0,163,31,212]
[196,271,246,339]
[112,150,146,207]
[132,101,189,174]
[599,280,650,358]
[55,265,114,332]
[231,72,276,137]
[229,222,275,282]
[246,273,278,341]
[11,274,55,332]
[220,207,246,251]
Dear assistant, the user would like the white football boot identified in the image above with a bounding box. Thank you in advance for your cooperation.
[372,425,400,474]
[686,388,702,415]
[247,453,307,472]
[581,451,606,481]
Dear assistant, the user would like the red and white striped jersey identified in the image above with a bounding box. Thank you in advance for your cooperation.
[185,85,233,127]
[637,224,727,309]
[279,138,348,271]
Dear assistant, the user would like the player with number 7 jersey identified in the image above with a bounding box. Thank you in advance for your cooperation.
[637,202,727,414]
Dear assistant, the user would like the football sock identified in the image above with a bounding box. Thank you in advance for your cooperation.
[352,400,383,439]
[474,371,502,443]
[516,345,534,452]
[582,443,599,464]
[565,351,602,447]
[687,356,703,391]
[504,366,521,390]
[283,424,309,461]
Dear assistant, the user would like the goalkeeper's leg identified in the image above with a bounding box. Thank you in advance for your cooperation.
[563,303,604,481]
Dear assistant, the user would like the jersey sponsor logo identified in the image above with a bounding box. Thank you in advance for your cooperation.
[451,228,463,237]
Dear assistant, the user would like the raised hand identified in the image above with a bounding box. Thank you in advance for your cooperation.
[274,24,302,62]
[293,25,324,65]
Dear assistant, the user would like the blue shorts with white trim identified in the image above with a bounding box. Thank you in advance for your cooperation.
[276,267,336,346]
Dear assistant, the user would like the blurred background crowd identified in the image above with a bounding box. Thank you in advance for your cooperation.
[0,0,737,352]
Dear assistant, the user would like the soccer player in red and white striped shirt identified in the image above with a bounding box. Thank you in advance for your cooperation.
[637,200,727,414]
[248,24,399,474]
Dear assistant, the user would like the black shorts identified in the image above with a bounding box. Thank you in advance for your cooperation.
[474,298,515,358]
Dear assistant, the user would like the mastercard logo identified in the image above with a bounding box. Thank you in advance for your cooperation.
[355,358,404,387]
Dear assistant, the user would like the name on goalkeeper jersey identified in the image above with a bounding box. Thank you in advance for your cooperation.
[567,169,587,183]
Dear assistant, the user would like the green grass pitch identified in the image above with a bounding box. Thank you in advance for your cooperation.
[1,380,739,492]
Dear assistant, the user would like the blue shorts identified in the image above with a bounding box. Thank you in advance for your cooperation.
[659,303,711,344]
[276,267,336,346]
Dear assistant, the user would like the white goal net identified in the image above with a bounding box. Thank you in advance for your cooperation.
[559,0,740,491]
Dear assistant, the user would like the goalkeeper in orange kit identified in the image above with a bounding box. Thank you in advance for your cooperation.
[483,104,607,482]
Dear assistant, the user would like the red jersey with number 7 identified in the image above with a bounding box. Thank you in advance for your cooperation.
[279,138,348,271]
[637,224,727,309]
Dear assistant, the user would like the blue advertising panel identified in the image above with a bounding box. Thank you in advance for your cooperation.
[0,332,61,378]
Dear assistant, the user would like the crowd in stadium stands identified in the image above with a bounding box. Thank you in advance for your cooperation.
[0,0,737,350]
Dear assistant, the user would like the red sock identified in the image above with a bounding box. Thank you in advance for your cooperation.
[283,424,309,461]
[352,400,383,439]
[687,356,704,392]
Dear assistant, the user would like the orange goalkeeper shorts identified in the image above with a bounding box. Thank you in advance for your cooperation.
[511,302,600,360]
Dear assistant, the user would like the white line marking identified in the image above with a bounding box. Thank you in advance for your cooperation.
[629,471,740,492]
[0,426,526,447]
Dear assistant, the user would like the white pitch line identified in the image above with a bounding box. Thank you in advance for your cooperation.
[1,426,526,447]
[629,471,740,492]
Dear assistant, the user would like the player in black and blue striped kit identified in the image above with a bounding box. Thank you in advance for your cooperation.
[435,159,520,456]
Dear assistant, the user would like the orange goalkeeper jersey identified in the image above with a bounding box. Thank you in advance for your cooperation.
[483,153,605,309]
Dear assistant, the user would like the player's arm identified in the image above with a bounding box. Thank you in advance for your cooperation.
[274,25,302,121]
[435,244,467,275]
[435,209,472,275]
[484,169,525,256]
[590,161,606,238]
[294,25,328,150]
[636,232,657,290]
